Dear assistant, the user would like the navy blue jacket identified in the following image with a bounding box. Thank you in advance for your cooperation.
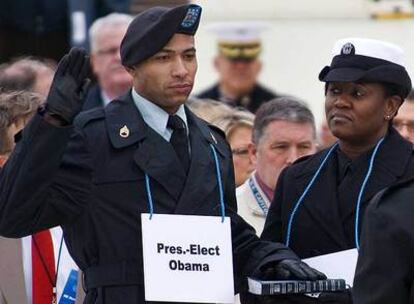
[262,128,414,259]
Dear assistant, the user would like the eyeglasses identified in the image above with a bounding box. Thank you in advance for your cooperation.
[231,147,249,157]
[393,120,414,133]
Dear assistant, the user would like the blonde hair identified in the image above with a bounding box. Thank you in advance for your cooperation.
[187,98,234,124]
[213,110,255,140]
[0,91,43,154]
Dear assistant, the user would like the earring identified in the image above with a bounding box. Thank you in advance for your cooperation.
[385,115,391,120]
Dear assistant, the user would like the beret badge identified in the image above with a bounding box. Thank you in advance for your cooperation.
[181,6,201,28]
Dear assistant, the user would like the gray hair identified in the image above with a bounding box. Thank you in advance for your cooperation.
[187,98,234,124]
[252,97,316,144]
[0,91,43,154]
[0,57,55,94]
[89,13,133,53]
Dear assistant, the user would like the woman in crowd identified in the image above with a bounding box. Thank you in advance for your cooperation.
[214,110,255,187]
[187,97,234,123]
[0,91,43,167]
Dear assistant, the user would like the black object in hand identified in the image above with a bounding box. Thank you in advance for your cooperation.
[45,47,91,124]
[265,259,327,281]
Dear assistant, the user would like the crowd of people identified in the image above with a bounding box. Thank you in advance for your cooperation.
[1,3,414,304]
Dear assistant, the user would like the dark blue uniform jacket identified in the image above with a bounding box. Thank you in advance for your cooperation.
[0,92,295,303]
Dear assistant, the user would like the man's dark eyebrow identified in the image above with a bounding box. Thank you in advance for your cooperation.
[184,47,196,53]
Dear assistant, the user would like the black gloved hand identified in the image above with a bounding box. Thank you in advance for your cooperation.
[45,47,91,124]
[264,259,327,281]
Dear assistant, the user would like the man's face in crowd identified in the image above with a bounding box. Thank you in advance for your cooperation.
[249,120,317,190]
[215,55,261,96]
[91,25,132,95]
[393,101,414,143]
[128,34,197,114]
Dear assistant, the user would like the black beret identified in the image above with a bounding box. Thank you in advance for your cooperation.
[319,38,412,98]
[120,4,202,67]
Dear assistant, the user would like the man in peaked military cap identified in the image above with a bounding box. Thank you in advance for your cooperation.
[0,5,324,304]
[197,22,280,113]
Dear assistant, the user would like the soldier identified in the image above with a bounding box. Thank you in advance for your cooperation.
[197,22,279,113]
[0,5,324,304]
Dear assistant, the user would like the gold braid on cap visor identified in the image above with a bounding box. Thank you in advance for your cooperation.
[218,42,261,60]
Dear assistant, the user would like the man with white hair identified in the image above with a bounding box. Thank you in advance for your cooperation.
[83,13,133,110]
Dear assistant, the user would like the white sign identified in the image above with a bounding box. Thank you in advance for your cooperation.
[304,249,358,287]
[141,214,235,303]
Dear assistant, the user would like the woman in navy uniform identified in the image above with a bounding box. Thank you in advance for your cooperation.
[262,37,414,258]
[0,5,324,304]
[260,38,414,304]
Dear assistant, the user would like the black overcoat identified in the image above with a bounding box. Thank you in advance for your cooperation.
[261,128,414,259]
[82,84,105,111]
[0,93,295,303]
[353,178,414,304]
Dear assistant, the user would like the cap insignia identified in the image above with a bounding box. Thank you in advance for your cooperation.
[341,42,355,55]
[181,6,201,28]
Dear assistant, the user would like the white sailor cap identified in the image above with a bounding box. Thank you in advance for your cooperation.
[319,37,412,98]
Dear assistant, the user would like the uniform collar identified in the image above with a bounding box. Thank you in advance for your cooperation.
[131,88,188,141]
[100,90,112,107]
[296,128,413,180]
[105,91,225,154]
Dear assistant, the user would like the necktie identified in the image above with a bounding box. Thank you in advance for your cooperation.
[32,230,56,304]
[167,115,190,172]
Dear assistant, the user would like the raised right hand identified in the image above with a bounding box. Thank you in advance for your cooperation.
[45,47,91,124]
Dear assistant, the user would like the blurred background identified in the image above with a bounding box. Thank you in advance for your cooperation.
[1,0,414,125]
[194,0,414,125]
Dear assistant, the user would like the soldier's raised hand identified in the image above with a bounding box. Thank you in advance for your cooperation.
[45,47,91,124]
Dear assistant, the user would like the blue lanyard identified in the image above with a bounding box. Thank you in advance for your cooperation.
[144,144,226,222]
[354,138,384,250]
[285,138,384,251]
[248,176,269,216]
